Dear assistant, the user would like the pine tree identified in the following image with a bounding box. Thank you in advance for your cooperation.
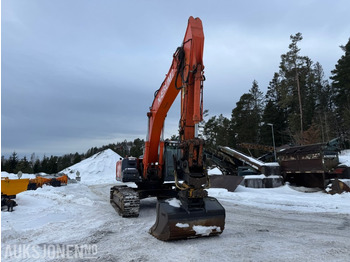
[231,92,259,144]
[278,33,318,144]
[130,138,144,157]
[203,114,233,148]
[48,156,58,174]
[15,156,33,174]
[312,62,336,142]
[8,152,19,173]
[59,154,73,171]
[215,114,232,146]
[279,33,306,138]
[73,153,82,164]
[41,156,49,173]
[330,38,350,135]
[250,80,264,114]
[203,115,219,147]
[1,156,6,172]
[33,159,41,174]
[262,73,289,146]
[249,80,264,143]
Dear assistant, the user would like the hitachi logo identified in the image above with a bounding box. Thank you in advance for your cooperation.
[157,69,175,104]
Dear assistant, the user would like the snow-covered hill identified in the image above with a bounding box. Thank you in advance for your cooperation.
[60,149,122,185]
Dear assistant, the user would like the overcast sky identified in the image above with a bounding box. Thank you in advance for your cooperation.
[2,0,350,158]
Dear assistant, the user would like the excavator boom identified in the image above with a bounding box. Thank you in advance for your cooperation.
[143,17,205,180]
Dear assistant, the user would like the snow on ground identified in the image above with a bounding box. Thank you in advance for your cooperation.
[2,149,350,261]
[208,184,350,214]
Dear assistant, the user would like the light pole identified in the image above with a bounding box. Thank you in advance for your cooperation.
[267,123,277,162]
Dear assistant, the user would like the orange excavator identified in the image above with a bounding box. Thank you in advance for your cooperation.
[110,17,225,241]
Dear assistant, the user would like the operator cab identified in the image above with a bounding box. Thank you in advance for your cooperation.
[163,141,182,181]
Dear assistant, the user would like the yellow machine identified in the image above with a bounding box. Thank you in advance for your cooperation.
[27,174,68,190]
[1,177,30,197]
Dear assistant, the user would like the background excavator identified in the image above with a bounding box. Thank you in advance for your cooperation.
[110,16,225,241]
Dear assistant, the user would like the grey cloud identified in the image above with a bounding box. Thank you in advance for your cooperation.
[2,0,350,157]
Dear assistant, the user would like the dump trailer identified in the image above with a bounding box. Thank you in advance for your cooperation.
[1,177,30,198]
[110,17,225,241]
[1,177,30,211]
[278,143,350,188]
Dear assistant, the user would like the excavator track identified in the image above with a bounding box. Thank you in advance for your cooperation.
[110,185,140,217]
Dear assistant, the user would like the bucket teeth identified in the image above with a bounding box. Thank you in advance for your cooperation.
[150,197,225,241]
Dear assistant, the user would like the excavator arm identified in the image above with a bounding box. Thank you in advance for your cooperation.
[143,16,205,180]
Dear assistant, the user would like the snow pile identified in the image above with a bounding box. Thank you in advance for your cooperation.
[61,149,122,185]
[193,225,221,236]
[243,174,266,179]
[339,149,350,166]
[208,167,222,175]
[1,171,36,179]
[176,223,189,228]
[166,198,181,208]
[174,223,222,236]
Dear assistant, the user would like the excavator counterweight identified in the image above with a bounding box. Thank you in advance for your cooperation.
[110,16,225,241]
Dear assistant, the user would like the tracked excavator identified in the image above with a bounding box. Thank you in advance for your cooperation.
[110,17,225,241]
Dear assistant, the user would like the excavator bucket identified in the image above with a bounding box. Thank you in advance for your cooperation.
[150,197,225,241]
